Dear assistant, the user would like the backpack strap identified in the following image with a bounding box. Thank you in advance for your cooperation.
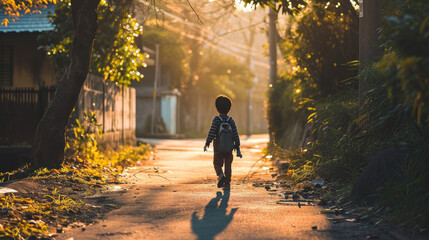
[217,115,230,123]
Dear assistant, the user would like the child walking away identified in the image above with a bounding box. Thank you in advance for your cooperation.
[204,96,242,190]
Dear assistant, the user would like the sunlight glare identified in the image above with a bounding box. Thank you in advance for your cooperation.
[352,0,360,11]
[234,0,254,12]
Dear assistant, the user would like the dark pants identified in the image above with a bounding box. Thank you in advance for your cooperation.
[213,152,233,184]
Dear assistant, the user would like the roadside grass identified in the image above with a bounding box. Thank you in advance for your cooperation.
[0,143,151,239]
[0,190,82,238]
[0,113,152,239]
[270,68,429,233]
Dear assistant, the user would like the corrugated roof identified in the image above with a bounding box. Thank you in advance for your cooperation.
[0,4,55,33]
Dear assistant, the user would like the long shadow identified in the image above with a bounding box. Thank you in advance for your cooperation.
[191,190,238,240]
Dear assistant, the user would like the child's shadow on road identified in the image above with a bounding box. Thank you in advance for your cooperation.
[191,190,238,240]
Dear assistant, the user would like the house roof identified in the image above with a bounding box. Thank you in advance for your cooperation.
[0,4,55,33]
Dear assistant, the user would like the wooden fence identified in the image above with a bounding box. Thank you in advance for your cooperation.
[1,75,136,147]
[76,74,136,148]
[0,86,56,145]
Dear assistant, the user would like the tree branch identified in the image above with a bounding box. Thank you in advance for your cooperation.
[186,0,203,24]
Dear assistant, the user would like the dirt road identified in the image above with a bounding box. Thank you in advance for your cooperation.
[58,135,389,240]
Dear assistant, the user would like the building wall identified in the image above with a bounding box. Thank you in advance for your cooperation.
[132,66,176,137]
[135,90,160,137]
[0,32,56,88]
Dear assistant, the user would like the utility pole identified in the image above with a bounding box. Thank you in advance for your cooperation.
[151,44,160,135]
[247,86,253,136]
[242,14,256,137]
[268,7,277,143]
[190,35,202,133]
[269,8,277,85]
[359,0,382,108]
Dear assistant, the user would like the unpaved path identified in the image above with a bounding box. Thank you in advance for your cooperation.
[58,135,391,240]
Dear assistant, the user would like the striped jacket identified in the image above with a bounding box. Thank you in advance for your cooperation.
[205,115,240,152]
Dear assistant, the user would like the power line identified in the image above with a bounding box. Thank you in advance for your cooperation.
[164,22,267,61]
[138,0,268,66]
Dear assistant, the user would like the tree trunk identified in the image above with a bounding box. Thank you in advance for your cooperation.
[31,0,100,169]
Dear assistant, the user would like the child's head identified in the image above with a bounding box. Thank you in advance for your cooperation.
[215,95,232,114]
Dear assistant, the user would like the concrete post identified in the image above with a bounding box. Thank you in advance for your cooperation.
[151,44,160,135]
[268,7,277,143]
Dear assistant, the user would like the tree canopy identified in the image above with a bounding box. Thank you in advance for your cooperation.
[39,0,144,86]
[141,26,189,89]
[0,0,56,26]
[140,0,256,99]
[198,51,254,99]
[241,0,358,14]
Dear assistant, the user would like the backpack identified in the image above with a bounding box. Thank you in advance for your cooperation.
[216,116,234,152]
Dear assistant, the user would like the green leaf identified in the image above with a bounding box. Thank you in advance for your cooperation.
[419,16,429,34]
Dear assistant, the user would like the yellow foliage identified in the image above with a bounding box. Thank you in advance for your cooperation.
[1,0,57,27]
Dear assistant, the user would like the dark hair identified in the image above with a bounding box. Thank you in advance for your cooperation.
[215,95,232,114]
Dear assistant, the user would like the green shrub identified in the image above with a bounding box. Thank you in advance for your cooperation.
[373,0,429,230]
[268,0,360,182]
[309,91,360,181]
[376,145,429,231]
[269,0,359,148]
[269,69,313,147]
[65,112,151,172]
[378,0,429,130]
[279,0,359,97]
[65,112,102,162]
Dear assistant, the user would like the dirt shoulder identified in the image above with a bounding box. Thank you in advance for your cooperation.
[0,145,152,239]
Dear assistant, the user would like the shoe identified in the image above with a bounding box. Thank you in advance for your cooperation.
[222,183,230,190]
[217,174,226,188]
